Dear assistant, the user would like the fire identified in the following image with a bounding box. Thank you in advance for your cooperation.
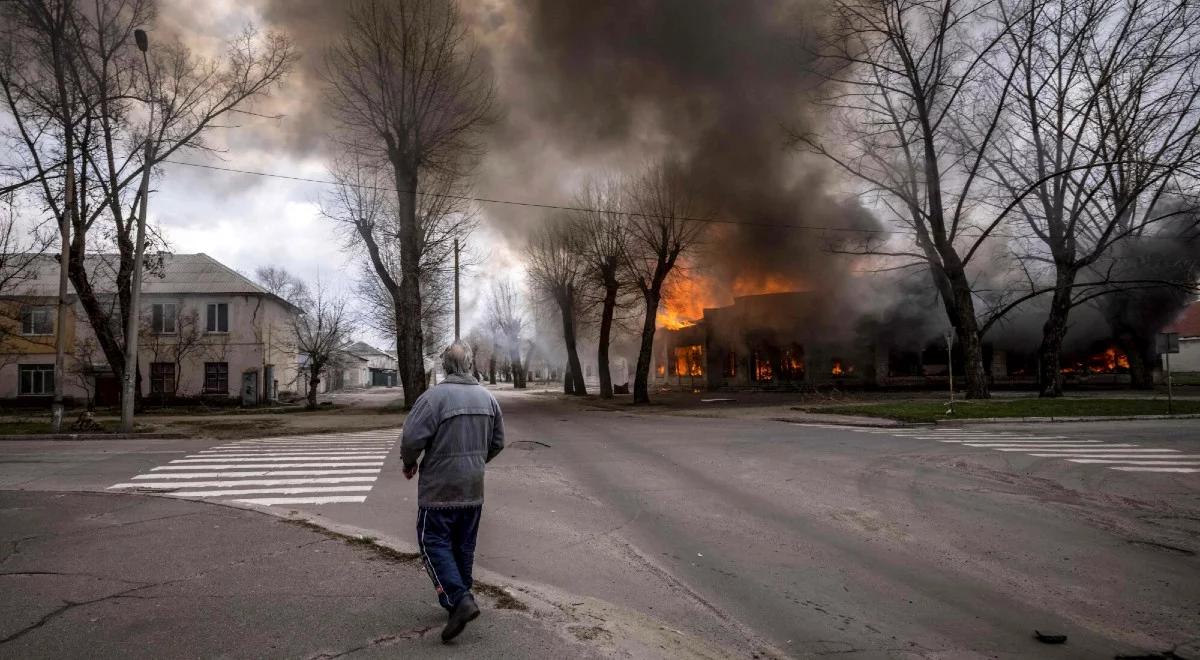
[831,360,844,376]
[674,345,704,376]
[1060,346,1131,375]
[657,268,808,329]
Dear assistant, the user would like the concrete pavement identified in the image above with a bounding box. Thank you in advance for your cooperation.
[3,389,1199,658]
[0,490,596,659]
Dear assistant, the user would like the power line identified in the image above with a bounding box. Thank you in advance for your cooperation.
[160,158,1197,244]
[161,158,915,236]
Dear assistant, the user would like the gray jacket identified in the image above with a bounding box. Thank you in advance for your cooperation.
[401,374,504,509]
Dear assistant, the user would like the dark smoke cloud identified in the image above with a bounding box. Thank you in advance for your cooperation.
[485,0,881,295]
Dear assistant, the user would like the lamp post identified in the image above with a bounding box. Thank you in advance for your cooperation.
[120,28,153,433]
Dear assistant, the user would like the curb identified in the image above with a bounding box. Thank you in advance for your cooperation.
[0,432,191,441]
[936,413,1200,424]
[770,416,910,428]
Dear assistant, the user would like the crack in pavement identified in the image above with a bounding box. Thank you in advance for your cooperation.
[304,625,439,659]
[0,581,160,645]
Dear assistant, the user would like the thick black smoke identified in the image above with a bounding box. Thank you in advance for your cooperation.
[481,0,880,297]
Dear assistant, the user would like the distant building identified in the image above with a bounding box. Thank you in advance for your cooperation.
[1163,300,1200,373]
[303,341,398,394]
[0,253,299,405]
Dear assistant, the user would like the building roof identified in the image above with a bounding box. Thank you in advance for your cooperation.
[1165,300,1200,338]
[343,341,392,358]
[7,253,296,309]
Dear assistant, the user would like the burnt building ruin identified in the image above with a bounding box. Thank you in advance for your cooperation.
[651,291,1140,391]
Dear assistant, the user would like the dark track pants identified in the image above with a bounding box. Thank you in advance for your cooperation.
[416,506,482,611]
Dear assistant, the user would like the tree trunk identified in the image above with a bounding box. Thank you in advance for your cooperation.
[68,238,127,391]
[307,372,320,409]
[941,267,990,399]
[559,291,587,396]
[509,344,526,389]
[390,158,427,409]
[488,355,496,384]
[563,368,574,394]
[633,288,660,404]
[597,281,618,399]
[1037,273,1075,398]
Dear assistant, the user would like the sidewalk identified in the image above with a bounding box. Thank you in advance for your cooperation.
[0,490,596,659]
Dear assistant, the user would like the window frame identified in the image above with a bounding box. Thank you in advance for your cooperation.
[20,306,54,336]
[150,362,176,395]
[205,302,229,333]
[151,303,178,335]
[18,364,55,396]
[203,362,229,394]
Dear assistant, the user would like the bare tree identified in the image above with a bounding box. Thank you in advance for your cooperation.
[526,220,587,395]
[976,0,1200,396]
[486,279,526,389]
[255,265,311,306]
[0,0,294,407]
[322,0,495,408]
[325,153,478,370]
[798,0,1042,399]
[291,282,353,410]
[624,161,706,404]
[572,174,631,398]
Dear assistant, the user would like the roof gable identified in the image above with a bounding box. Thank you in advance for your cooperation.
[1165,300,1200,338]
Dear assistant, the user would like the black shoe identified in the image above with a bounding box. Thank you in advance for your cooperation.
[441,593,480,643]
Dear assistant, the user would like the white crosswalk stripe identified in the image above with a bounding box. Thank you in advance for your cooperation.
[788,423,1196,474]
[108,429,400,505]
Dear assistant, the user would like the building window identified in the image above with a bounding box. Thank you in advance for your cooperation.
[781,345,806,380]
[206,303,229,333]
[152,303,178,334]
[150,362,175,395]
[20,306,53,336]
[724,351,737,378]
[19,364,54,395]
[204,362,229,393]
[674,345,704,376]
[752,351,774,381]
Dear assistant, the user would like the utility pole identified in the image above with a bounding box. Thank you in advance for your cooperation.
[453,238,460,341]
[121,29,153,433]
[945,329,955,415]
[51,163,73,432]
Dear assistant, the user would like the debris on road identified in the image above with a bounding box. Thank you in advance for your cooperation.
[1034,630,1068,644]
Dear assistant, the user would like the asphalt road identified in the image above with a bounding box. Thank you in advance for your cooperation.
[3,391,1198,659]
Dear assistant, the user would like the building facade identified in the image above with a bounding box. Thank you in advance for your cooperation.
[0,254,299,406]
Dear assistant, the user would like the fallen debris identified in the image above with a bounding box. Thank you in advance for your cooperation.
[1034,630,1068,644]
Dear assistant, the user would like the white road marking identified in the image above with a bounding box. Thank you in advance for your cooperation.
[187,453,389,458]
[1109,467,1199,473]
[962,443,1139,449]
[166,460,384,465]
[993,451,1180,456]
[151,462,384,469]
[1066,459,1200,465]
[936,441,1104,448]
[165,486,374,497]
[108,476,379,489]
[1030,453,1200,459]
[233,496,368,505]
[196,451,391,456]
[915,436,1068,440]
[133,469,381,478]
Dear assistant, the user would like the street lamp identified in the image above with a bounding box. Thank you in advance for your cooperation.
[120,29,153,433]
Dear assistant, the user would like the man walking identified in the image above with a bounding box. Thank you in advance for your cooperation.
[402,342,505,642]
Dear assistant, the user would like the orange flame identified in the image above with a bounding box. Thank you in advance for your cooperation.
[657,269,808,329]
[831,360,844,376]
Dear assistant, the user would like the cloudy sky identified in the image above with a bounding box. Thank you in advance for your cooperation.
[142,0,881,347]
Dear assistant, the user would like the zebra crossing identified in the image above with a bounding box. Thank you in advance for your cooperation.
[795,424,1199,474]
[108,429,400,506]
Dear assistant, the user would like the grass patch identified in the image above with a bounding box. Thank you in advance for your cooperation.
[809,398,1200,423]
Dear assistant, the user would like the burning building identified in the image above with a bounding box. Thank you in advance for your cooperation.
[651,289,1144,391]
